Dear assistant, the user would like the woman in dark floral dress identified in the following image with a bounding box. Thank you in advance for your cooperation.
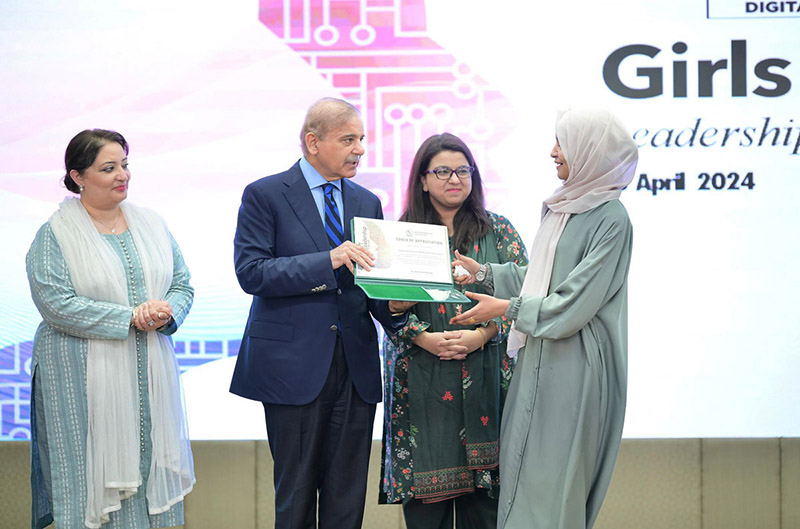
[379,133,528,528]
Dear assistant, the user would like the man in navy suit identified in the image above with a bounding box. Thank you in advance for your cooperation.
[231,98,410,529]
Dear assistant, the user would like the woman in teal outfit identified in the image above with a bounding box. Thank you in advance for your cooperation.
[451,109,637,529]
[26,129,195,529]
[379,133,528,529]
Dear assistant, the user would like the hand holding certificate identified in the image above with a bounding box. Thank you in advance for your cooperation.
[352,217,470,302]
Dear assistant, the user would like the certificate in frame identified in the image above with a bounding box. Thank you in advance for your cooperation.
[351,217,470,302]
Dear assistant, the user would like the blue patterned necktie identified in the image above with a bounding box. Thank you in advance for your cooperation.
[323,183,343,249]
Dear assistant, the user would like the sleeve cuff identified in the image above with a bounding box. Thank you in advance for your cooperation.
[505,296,522,320]
[157,316,177,335]
[389,312,409,331]
[397,317,430,341]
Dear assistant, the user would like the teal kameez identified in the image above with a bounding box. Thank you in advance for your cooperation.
[27,224,193,529]
[379,212,528,506]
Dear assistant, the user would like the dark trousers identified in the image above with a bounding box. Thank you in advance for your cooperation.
[402,490,499,529]
[263,337,376,529]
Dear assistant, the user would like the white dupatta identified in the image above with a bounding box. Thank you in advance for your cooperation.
[506,108,638,356]
[49,198,194,528]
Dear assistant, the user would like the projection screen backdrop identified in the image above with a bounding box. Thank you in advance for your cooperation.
[1,0,798,439]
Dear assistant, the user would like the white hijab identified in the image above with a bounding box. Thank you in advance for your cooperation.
[506,108,638,356]
[49,198,194,528]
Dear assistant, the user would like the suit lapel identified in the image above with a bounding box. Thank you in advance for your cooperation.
[342,179,363,243]
[282,163,329,252]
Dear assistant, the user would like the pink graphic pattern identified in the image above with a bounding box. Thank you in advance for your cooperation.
[260,0,515,217]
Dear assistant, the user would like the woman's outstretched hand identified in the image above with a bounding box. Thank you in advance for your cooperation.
[452,250,481,285]
[449,291,509,325]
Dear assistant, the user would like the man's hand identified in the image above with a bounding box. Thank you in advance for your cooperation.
[330,241,375,273]
[388,300,416,314]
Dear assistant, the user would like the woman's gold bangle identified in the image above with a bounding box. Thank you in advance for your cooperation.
[476,326,486,350]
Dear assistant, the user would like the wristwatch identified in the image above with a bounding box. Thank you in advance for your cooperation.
[475,263,487,283]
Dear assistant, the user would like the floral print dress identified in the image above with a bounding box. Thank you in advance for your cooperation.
[379,212,528,505]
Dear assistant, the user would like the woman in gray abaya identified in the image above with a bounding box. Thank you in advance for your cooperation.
[450,108,638,529]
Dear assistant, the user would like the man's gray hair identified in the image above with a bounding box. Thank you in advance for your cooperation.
[300,97,361,155]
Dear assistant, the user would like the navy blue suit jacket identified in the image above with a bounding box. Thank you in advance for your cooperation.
[230,161,396,405]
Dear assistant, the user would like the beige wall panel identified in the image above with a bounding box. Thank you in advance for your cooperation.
[0,441,33,529]
[702,438,780,529]
[255,440,275,529]
[594,439,701,529]
[3,437,793,529]
[782,438,800,528]
[184,440,256,529]
[0,441,178,529]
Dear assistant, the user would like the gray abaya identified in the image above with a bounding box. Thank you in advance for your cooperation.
[492,199,632,529]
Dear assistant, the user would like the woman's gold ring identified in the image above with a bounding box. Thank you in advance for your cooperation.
[469,317,476,324]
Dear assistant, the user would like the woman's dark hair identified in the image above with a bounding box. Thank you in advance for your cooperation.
[401,133,491,254]
[63,129,129,193]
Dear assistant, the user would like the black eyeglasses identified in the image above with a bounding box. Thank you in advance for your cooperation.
[424,165,475,180]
